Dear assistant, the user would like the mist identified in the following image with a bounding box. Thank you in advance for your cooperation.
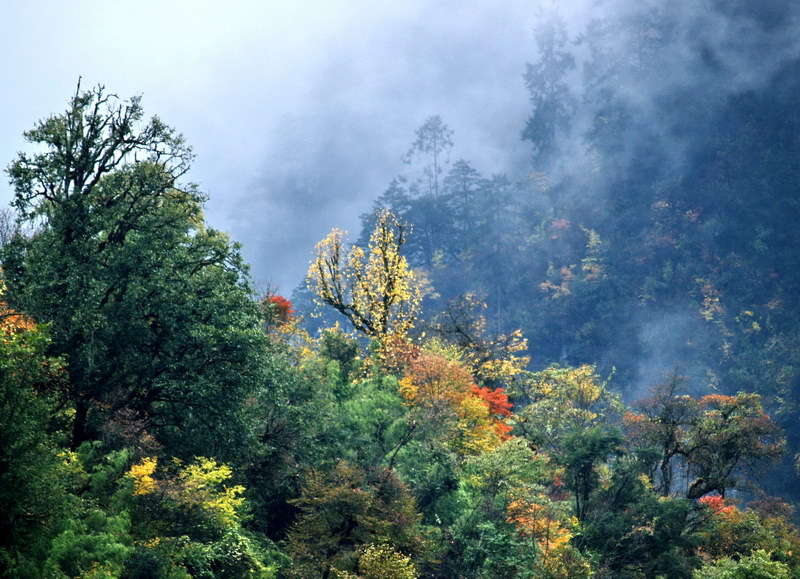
[1,0,562,292]
[3,1,800,564]
[2,0,798,390]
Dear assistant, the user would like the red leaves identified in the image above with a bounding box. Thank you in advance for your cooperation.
[472,384,513,418]
[699,495,736,517]
[270,295,294,321]
[261,295,294,325]
[399,352,514,450]
[548,217,571,239]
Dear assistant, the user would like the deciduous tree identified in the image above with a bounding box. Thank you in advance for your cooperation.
[308,209,421,342]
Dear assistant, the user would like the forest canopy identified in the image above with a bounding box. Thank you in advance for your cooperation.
[1,1,799,577]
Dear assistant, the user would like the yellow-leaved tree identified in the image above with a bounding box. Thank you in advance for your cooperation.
[308,209,421,342]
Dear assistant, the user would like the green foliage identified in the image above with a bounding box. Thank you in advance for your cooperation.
[390,436,460,523]
[0,297,284,578]
[438,439,552,577]
[338,377,411,468]
[42,507,132,579]
[332,543,417,579]
[286,462,428,577]
[342,9,800,517]
[625,385,785,499]
[319,325,361,391]
[5,45,800,578]
[0,437,137,578]
[401,115,454,200]
[512,363,622,452]
[560,426,625,521]
[0,318,78,576]
[580,489,702,578]
[694,549,790,579]
[2,84,267,461]
[686,393,785,499]
[521,9,575,164]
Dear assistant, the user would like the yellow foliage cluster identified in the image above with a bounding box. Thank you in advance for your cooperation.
[454,395,506,454]
[332,543,417,579]
[128,457,158,496]
[507,497,589,578]
[267,308,312,346]
[698,278,725,322]
[513,364,621,453]
[177,457,246,528]
[127,456,246,529]
[466,328,530,387]
[431,293,530,387]
[580,226,605,282]
[507,498,574,550]
[539,264,575,298]
[307,210,421,342]
[522,364,608,423]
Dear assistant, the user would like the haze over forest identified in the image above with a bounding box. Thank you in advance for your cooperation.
[3,2,795,289]
[1,1,799,577]
[2,0,551,291]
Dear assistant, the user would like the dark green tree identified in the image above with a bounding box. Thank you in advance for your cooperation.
[2,84,267,460]
[0,307,76,577]
[521,9,576,165]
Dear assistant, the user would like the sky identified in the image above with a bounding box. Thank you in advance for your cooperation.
[1,0,562,292]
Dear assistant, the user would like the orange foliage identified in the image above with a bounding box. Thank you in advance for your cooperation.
[507,497,574,556]
[622,411,646,426]
[699,394,737,407]
[269,295,294,323]
[470,384,514,442]
[699,495,736,518]
[0,300,36,336]
[378,333,421,374]
[494,420,513,440]
[472,384,512,417]
[622,410,657,449]
[400,350,514,453]
[399,351,474,407]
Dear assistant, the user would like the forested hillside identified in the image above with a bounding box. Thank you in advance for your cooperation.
[324,0,800,506]
[2,1,799,577]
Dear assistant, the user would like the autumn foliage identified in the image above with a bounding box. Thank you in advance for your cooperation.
[472,384,513,418]
[4,74,800,578]
[0,280,35,335]
[268,295,295,323]
[624,382,784,499]
[398,349,513,453]
[307,209,421,341]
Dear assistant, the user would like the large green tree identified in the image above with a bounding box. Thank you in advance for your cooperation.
[2,84,267,459]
